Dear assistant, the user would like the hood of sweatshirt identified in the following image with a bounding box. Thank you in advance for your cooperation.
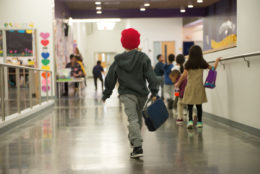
[114,50,141,72]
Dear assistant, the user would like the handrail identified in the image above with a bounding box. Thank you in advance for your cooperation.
[208,51,260,63]
[0,63,53,122]
[0,63,52,72]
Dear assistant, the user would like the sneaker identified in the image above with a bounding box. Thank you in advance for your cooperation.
[196,122,203,128]
[187,121,193,129]
[176,119,184,125]
[130,147,143,158]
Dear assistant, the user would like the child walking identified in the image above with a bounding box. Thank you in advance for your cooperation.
[171,54,185,111]
[169,54,186,125]
[102,28,158,158]
[154,54,165,98]
[164,54,175,105]
[175,45,221,129]
[92,60,104,91]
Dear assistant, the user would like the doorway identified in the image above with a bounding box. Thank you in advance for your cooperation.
[95,52,116,72]
[161,41,175,63]
[153,41,175,65]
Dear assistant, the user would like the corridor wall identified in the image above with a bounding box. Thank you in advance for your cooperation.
[203,0,260,130]
[73,18,183,77]
[0,0,55,95]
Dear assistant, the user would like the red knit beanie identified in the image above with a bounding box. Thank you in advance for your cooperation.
[121,28,140,50]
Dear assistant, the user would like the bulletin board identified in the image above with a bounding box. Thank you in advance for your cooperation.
[0,29,37,67]
[6,30,33,57]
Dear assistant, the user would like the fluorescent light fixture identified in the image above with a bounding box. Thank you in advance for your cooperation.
[97,10,102,14]
[71,18,121,23]
[197,0,203,3]
[95,1,101,5]
[188,4,194,8]
[68,17,73,26]
[140,8,146,11]
[96,6,102,10]
[144,3,150,7]
[180,8,186,13]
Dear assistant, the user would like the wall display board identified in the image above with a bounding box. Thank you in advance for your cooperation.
[6,30,33,57]
[203,0,237,52]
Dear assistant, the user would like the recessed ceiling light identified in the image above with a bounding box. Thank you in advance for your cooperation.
[197,0,203,3]
[144,3,150,7]
[96,6,102,10]
[180,8,186,13]
[140,8,146,11]
[97,10,102,14]
[95,2,101,5]
[188,4,194,8]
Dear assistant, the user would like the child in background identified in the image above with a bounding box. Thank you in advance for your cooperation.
[164,54,175,105]
[92,61,104,91]
[154,54,165,99]
[169,70,187,125]
[103,28,158,158]
[172,54,185,73]
[171,54,185,110]
[175,45,221,129]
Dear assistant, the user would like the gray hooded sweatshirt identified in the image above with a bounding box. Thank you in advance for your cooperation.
[102,50,159,101]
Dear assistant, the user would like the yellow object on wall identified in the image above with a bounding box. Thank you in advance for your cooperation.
[42,65,50,70]
[26,30,33,34]
[211,34,237,49]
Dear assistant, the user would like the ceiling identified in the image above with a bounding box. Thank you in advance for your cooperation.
[62,0,220,10]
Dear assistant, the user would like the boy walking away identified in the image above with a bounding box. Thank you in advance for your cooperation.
[164,54,175,109]
[154,54,164,99]
[102,28,158,158]
[92,61,104,91]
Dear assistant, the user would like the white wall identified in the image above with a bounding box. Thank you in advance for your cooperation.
[203,0,260,129]
[0,0,55,95]
[125,18,183,64]
[183,25,203,42]
[73,18,183,76]
[73,21,125,76]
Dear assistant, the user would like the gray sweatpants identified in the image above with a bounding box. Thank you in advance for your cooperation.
[120,94,147,148]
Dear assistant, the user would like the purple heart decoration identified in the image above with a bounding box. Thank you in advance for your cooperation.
[40,32,50,39]
[42,85,50,92]
[41,52,50,59]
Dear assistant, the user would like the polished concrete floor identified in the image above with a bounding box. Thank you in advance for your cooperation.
[0,81,260,174]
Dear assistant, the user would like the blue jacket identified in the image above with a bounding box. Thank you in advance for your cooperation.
[154,62,164,76]
[164,64,174,85]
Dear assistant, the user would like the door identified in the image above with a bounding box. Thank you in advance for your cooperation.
[161,41,175,63]
[183,41,194,56]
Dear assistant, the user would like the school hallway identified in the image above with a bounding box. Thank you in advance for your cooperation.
[0,81,259,174]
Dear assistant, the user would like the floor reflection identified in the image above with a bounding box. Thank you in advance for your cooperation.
[0,81,259,174]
